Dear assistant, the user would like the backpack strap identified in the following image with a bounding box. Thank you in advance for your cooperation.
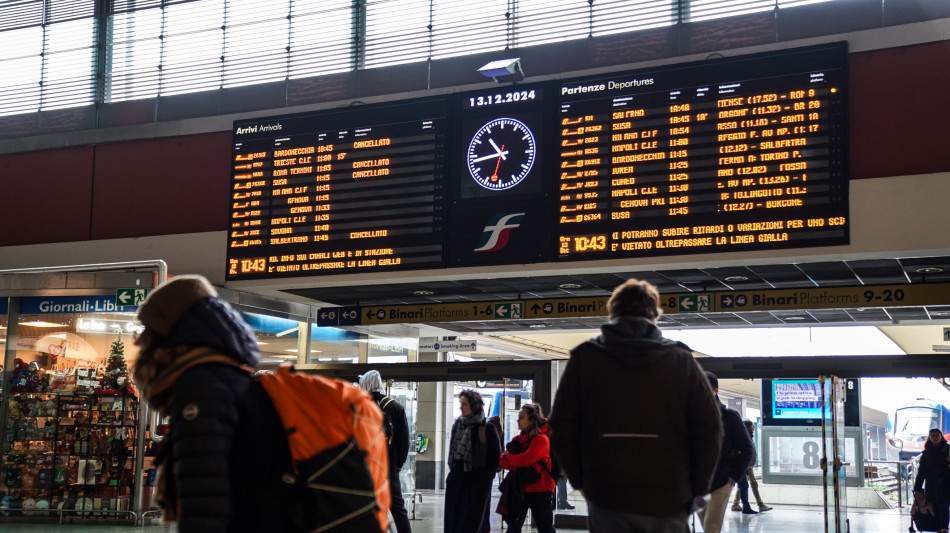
[378,396,394,410]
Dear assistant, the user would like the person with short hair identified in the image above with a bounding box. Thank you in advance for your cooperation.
[444,389,502,533]
[132,275,297,532]
[699,372,755,533]
[549,278,723,533]
[913,428,950,533]
[358,370,412,533]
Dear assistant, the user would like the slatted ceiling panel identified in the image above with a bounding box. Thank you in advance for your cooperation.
[0,27,42,115]
[887,307,930,321]
[779,0,834,6]
[749,264,813,287]
[364,0,430,69]
[160,0,225,96]
[41,17,96,110]
[104,7,163,102]
[223,0,289,88]
[511,0,589,48]
[592,0,678,36]
[47,0,94,24]
[808,308,854,322]
[738,311,786,325]
[0,0,43,32]
[684,0,774,22]
[845,308,891,322]
[430,0,507,61]
[109,0,163,14]
[288,0,351,79]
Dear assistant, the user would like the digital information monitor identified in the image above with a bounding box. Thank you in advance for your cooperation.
[227,99,448,280]
[226,43,848,280]
[556,43,848,259]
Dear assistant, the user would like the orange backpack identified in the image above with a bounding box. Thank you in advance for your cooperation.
[257,365,391,533]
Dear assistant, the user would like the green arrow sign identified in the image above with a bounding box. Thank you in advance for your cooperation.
[116,288,149,306]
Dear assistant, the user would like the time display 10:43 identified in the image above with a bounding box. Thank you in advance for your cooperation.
[468,89,539,108]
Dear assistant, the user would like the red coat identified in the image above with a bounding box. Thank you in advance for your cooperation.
[499,428,556,493]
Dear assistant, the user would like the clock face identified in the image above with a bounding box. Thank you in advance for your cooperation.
[467,117,537,191]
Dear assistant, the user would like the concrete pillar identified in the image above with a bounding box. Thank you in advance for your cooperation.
[415,350,455,489]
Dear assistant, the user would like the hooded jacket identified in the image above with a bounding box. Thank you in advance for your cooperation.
[499,421,557,493]
[549,315,723,517]
[709,400,755,491]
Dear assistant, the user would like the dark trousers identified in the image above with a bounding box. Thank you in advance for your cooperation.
[507,491,555,533]
[556,477,569,505]
[389,468,412,533]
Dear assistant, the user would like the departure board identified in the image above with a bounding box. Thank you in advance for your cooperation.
[225,43,849,281]
[227,99,448,280]
[555,43,848,259]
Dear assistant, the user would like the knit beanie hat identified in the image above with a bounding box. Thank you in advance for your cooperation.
[138,275,217,337]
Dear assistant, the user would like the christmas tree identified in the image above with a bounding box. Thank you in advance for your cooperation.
[102,335,130,391]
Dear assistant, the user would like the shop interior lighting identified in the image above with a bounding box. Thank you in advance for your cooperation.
[20,321,68,327]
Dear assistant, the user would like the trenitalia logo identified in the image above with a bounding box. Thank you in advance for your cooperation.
[474,213,525,252]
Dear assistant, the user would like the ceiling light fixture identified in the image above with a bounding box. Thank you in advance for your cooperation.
[20,321,68,328]
[724,275,749,282]
[558,283,581,289]
[917,267,945,274]
[412,290,434,296]
[933,345,950,353]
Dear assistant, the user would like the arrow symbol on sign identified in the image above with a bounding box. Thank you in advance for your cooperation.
[496,306,509,318]
[320,311,328,320]
[118,292,131,305]
[531,304,541,313]
[945,329,950,342]
[681,298,695,311]
[366,310,375,319]
[722,296,733,307]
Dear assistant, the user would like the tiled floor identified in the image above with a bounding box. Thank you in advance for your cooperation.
[0,492,917,532]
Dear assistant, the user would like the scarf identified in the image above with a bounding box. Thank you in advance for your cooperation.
[451,413,485,472]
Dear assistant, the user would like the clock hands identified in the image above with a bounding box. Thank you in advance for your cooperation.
[471,147,510,163]
[488,138,507,160]
[490,145,505,182]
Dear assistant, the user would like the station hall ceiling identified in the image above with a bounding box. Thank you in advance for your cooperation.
[284,255,950,332]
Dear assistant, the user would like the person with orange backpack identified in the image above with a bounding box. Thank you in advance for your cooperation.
[133,275,298,532]
[133,275,391,533]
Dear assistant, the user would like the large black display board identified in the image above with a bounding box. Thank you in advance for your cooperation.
[227,99,448,279]
[226,43,848,281]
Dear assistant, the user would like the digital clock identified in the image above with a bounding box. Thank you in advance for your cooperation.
[467,89,539,108]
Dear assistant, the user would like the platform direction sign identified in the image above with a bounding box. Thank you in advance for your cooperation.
[709,283,950,312]
[361,301,510,325]
[316,306,362,327]
[524,298,607,319]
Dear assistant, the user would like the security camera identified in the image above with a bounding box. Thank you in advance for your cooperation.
[477,58,524,83]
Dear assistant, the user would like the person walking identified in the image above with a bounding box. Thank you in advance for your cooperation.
[913,428,950,533]
[549,278,723,533]
[444,389,502,533]
[359,370,412,533]
[699,372,755,533]
[731,419,773,514]
[132,275,297,532]
[498,403,556,533]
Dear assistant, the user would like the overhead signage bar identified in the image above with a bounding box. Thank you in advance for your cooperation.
[317,283,950,326]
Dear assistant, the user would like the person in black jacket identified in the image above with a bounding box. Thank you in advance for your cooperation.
[444,389,502,533]
[359,370,412,533]
[698,372,755,533]
[549,278,722,533]
[913,428,950,532]
[132,275,297,533]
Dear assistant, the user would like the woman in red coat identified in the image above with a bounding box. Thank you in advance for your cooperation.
[499,403,556,533]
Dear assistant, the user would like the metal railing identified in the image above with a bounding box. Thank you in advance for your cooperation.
[863,460,915,508]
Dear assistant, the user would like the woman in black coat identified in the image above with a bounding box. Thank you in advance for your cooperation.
[443,389,502,533]
[913,428,950,532]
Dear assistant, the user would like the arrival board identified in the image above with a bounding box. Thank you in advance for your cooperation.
[227,99,447,280]
[555,43,848,259]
